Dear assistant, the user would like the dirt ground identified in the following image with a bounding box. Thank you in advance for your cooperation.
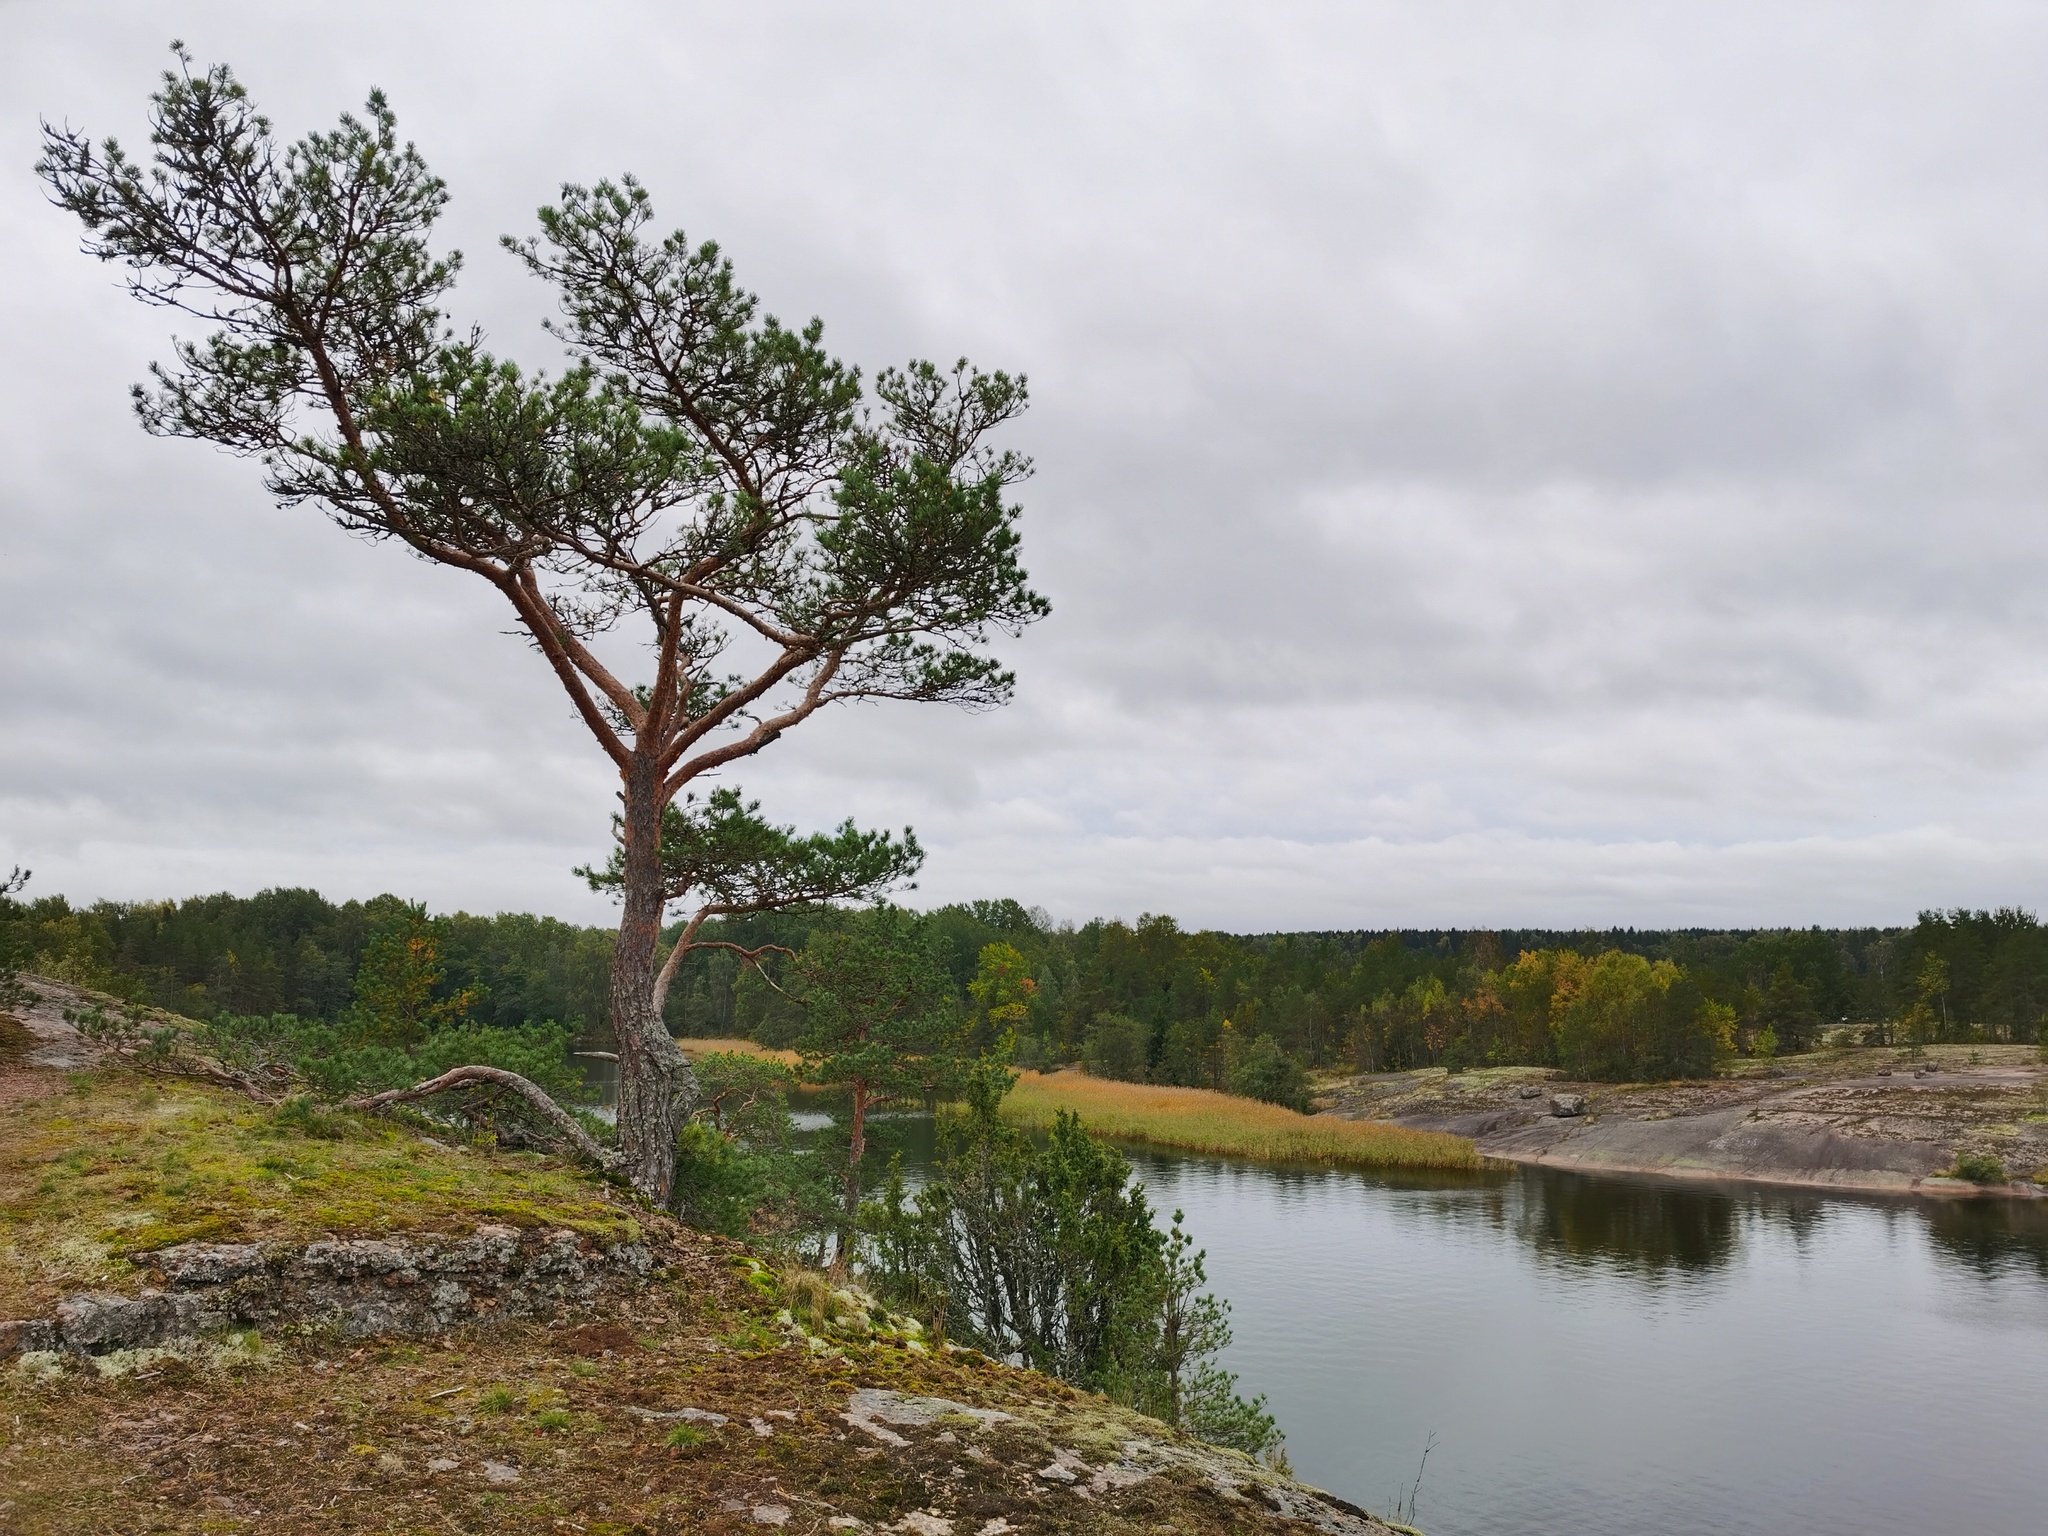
[0,981,1398,1536]
[1318,1047,2048,1196]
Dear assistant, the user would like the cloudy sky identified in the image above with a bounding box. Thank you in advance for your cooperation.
[6,2,2048,932]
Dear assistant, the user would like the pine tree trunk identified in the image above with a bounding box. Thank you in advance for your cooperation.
[611,757,696,1204]
[831,1081,870,1276]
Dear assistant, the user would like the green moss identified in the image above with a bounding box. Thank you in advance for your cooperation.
[0,1073,636,1314]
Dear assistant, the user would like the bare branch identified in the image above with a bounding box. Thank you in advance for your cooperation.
[514,567,646,733]
[343,1064,619,1170]
[497,570,632,769]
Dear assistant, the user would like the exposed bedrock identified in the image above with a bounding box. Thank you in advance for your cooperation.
[1,1226,654,1357]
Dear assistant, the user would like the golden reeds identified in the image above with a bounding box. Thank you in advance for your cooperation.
[999,1070,1480,1171]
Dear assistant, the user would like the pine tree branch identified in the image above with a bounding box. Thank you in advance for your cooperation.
[343,1065,619,1170]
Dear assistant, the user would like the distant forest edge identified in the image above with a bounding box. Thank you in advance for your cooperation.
[7,887,2048,1092]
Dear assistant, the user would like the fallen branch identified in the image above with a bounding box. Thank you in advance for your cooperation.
[343,1065,620,1171]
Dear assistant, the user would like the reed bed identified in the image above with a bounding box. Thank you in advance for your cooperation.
[676,1037,801,1065]
[1000,1069,1480,1170]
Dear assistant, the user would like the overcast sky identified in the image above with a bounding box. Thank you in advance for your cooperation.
[7,2,2048,932]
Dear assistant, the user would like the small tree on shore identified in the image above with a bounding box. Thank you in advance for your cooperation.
[864,1063,1283,1458]
[793,908,961,1271]
[39,51,1045,1202]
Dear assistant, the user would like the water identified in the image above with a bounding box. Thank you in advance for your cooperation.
[580,1059,2048,1533]
[1112,1155,2048,1536]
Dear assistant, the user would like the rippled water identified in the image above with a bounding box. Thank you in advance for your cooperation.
[583,1061,2048,1533]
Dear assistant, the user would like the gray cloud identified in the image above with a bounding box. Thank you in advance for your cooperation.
[7,1,2048,930]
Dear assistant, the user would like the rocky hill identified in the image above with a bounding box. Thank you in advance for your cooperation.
[0,979,1402,1535]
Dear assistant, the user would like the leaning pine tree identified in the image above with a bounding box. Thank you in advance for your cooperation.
[38,49,1046,1203]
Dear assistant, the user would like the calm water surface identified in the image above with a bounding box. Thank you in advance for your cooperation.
[1118,1154,2048,1536]
[584,1064,2048,1533]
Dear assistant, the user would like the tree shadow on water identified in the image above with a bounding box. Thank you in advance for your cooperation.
[1508,1169,1742,1280]
[1919,1196,2048,1281]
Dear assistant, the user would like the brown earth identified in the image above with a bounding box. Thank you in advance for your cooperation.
[1318,1047,2048,1197]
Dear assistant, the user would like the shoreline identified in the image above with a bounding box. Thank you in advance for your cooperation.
[1320,1046,2048,1204]
[1479,1143,2048,1201]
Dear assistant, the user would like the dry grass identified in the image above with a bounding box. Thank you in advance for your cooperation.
[676,1036,800,1065]
[1002,1069,1480,1170]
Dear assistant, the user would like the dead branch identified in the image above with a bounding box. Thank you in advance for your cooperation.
[343,1064,620,1170]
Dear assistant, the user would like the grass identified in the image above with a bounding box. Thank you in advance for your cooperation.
[1001,1069,1481,1170]
[0,1071,642,1315]
[676,1036,800,1065]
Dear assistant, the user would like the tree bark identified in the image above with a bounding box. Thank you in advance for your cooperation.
[832,1079,871,1277]
[611,755,698,1205]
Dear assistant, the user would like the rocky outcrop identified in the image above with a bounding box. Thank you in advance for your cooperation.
[1,1225,653,1358]
[835,1389,1400,1535]
[1321,1049,2048,1197]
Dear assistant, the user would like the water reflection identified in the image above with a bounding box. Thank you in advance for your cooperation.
[1916,1194,2048,1281]
[1113,1153,2048,1536]
[577,1050,2048,1291]
[1501,1170,1742,1280]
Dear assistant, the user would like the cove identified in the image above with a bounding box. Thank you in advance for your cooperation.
[1116,1153,2048,1536]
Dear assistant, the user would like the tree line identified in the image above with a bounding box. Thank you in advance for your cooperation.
[12,885,2048,1087]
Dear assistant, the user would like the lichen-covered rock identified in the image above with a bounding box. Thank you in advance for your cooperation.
[154,1243,266,1287]
[0,1319,58,1354]
[833,1386,1399,1535]
[56,1290,214,1352]
[3,1226,658,1358]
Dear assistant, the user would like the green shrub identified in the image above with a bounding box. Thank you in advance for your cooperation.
[1008,1031,1052,1070]
[668,1062,835,1244]
[664,1424,707,1450]
[1228,1033,1309,1112]
[1951,1151,2008,1184]
[478,1386,515,1413]
[864,1064,1283,1463]
[670,1122,761,1237]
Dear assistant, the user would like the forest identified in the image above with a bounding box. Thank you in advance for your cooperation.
[8,883,2048,1091]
